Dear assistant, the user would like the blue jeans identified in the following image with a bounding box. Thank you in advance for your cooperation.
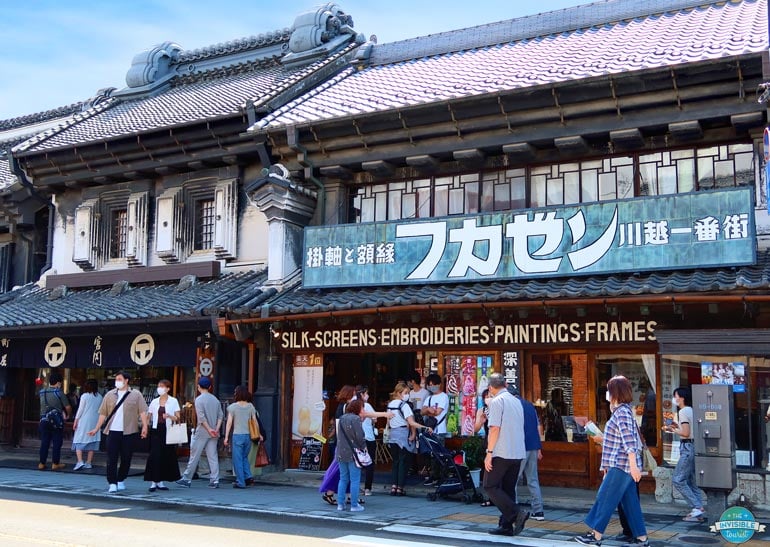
[231,434,252,487]
[338,460,362,509]
[516,449,543,514]
[39,422,63,465]
[673,442,703,509]
[585,467,647,538]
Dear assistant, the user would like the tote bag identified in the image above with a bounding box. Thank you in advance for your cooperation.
[166,423,188,445]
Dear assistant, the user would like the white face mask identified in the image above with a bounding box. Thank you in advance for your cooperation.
[115,380,125,390]
[401,393,410,401]
[672,397,678,408]
[605,391,612,403]
[157,387,168,396]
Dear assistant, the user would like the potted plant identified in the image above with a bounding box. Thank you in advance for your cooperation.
[461,435,485,487]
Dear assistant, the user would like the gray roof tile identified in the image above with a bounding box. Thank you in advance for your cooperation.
[253,0,767,132]
[0,269,271,330]
[263,250,770,316]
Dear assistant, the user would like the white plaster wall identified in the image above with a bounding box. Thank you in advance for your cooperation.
[49,193,84,275]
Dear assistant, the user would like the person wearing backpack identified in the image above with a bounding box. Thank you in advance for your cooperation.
[38,371,71,471]
[386,382,433,496]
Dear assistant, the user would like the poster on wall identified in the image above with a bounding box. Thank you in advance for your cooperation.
[444,354,493,437]
[701,362,746,393]
[292,354,324,440]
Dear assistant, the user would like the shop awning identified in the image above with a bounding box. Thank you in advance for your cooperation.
[251,250,770,319]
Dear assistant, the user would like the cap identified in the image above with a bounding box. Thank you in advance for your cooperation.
[198,377,212,389]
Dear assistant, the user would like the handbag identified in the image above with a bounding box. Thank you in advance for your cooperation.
[340,423,372,468]
[166,422,188,445]
[248,413,261,442]
[40,390,66,430]
[255,442,270,467]
[642,447,658,472]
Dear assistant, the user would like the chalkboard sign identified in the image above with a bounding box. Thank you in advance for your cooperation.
[298,437,323,471]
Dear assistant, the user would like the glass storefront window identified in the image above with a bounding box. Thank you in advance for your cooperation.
[662,354,762,469]
[595,354,657,447]
[532,353,579,442]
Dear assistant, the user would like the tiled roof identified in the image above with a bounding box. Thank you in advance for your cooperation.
[0,156,13,191]
[253,0,767,131]
[177,29,291,63]
[0,269,274,330]
[0,101,87,132]
[15,42,358,155]
[263,250,770,316]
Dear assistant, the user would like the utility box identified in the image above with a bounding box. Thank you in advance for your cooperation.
[693,384,735,490]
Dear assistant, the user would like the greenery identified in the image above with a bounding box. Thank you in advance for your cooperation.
[461,435,485,470]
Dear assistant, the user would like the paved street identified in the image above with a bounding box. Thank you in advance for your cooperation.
[0,449,768,547]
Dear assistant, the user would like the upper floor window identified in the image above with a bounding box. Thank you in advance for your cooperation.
[349,142,756,223]
[109,208,128,259]
[194,198,216,251]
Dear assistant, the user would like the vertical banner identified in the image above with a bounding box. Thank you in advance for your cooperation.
[292,354,324,440]
[764,127,770,214]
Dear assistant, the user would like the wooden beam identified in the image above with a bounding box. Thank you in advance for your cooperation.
[502,143,536,162]
[609,128,645,150]
[554,135,589,154]
[361,160,395,176]
[668,120,703,141]
[405,154,439,169]
[319,165,354,178]
[453,148,485,162]
[731,112,764,132]
[45,261,221,289]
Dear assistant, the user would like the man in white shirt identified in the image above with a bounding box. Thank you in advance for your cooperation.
[484,373,528,537]
[408,373,430,411]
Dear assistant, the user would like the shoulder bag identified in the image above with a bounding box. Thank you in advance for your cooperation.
[41,390,66,430]
[101,389,130,434]
[340,421,372,468]
[635,421,657,473]
[248,409,261,442]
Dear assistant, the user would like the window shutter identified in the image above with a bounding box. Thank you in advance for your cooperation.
[155,190,183,263]
[125,191,148,267]
[72,199,100,270]
[213,179,237,259]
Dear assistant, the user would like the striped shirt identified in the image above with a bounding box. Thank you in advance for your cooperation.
[600,403,643,473]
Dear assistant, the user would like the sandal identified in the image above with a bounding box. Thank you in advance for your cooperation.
[390,486,398,496]
[481,499,495,507]
[322,492,337,505]
[396,487,406,497]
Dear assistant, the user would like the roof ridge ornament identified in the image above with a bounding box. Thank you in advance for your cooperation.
[125,41,183,88]
[284,3,362,67]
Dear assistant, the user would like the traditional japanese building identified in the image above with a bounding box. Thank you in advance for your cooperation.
[218,0,770,501]
[1,4,362,453]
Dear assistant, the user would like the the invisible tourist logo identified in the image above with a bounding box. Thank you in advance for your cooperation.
[710,506,765,544]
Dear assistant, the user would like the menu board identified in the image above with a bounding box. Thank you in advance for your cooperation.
[298,437,323,471]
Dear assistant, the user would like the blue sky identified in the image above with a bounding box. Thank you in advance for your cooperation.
[0,0,582,120]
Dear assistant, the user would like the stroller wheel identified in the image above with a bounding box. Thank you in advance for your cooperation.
[427,492,438,501]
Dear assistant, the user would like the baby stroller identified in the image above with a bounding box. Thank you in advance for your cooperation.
[418,430,483,504]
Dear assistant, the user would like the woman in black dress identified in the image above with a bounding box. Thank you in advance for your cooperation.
[144,379,182,491]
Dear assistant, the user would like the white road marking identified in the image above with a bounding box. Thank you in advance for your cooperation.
[380,524,577,546]
[332,535,452,546]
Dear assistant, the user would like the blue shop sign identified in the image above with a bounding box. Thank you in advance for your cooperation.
[303,187,756,288]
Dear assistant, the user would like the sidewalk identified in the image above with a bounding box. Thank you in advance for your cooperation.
[1,444,768,546]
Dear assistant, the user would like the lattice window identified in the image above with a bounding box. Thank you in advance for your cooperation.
[109,209,128,259]
[194,198,216,251]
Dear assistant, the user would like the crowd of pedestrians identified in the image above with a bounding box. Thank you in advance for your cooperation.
[36,369,708,544]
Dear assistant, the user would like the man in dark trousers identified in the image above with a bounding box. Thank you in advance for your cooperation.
[484,373,528,537]
[89,371,148,493]
[511,387,545,521]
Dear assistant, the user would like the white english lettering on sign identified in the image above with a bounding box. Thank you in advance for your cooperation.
[278,321,657,350]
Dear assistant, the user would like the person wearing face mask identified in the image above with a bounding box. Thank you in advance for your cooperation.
[474,388,494,507]
[387,382,433,496]
[664,387,705,521]
[356,385,377,496]
[575,376,649,547]
[143,379,182,492]
[176,376,224,489]
[89,371,149,494]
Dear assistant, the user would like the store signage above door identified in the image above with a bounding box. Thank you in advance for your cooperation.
[303,187,755,288]
[278,320,657,351]
[0,333,199,369]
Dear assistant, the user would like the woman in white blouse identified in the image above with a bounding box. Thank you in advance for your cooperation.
[143,379,182,492]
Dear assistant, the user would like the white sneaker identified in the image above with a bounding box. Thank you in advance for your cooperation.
[73,461,85,471]
[684,508,704,520]
[117,482,126,491]
[108,484,117,494]
[83,463,92,469]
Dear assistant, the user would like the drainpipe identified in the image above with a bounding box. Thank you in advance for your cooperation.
[9,155,54,277]
[287,127,325,223]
